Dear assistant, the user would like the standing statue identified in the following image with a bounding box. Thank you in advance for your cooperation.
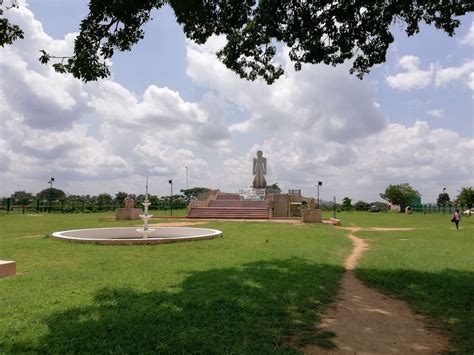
[252,150,267,188]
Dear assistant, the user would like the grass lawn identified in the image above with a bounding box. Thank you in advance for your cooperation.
[0,213,351,353]
[350,213,474,354]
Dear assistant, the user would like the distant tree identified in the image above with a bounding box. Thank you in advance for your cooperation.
[456,187,474,208]
[161,195,187,209]
[354,200,370,211]
[148,194,160,210]
[380,183,420,211]
[36,188,66,201]
[96,193,113,211]
[266,183,281,194]
[115,191,129,206]
[1,0,466,84]
[180,187,210,203]
[10,191,33,205]
[437,192,451,207]
[341,197,352,211]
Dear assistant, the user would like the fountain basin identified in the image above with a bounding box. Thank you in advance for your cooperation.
[52,227,223,245]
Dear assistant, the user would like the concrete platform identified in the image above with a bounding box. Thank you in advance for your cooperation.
[302,209,322,223]
[115,208,141,220]
[0,260,16,277]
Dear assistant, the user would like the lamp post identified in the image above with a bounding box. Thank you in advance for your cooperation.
[442,187,447,213]
[48,177,55,213]
[186,166,189,189]
[169,179,173,216]
[316,181,322,209]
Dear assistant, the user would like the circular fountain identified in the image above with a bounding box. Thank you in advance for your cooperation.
[52,226,223,245]
[52,178,222,245]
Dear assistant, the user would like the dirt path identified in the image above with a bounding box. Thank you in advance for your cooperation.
[304,227,448,354]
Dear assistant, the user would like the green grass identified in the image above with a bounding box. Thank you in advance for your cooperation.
[324,210,471,228]
[0,214,351,353]
[352,214,474,354]
[2,212,472,353]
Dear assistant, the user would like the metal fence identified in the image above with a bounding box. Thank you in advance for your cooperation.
[0,198,187,214]
[410,204,471,214]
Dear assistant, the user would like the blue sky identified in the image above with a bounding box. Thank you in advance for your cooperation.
[0,2,473,202]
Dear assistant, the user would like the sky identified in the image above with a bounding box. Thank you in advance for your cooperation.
[0,1,473,203]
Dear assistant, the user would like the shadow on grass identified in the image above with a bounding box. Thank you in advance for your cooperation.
[356,268,474,354]
[12,259,343,354]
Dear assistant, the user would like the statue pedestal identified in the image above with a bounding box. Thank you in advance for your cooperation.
[115,208,141,220]
[302,209,322,223]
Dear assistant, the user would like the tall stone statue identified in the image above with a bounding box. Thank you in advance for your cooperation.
[252,150,267,188]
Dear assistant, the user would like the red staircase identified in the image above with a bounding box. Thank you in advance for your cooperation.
[216,194,240,200]
[209,200,268,208]
[188,194,269,219]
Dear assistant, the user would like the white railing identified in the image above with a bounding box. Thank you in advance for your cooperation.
[238,188,266,201]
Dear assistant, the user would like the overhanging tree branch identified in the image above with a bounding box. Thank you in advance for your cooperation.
[2,0,473,84]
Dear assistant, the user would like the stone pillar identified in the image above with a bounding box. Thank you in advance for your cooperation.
[115,197,142,220]
[115,208,141,220]
[302,209,322,223]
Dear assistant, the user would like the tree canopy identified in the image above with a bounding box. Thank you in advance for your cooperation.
[36,187,66,201]
[10,190,33,204]
[0,1,23,47]
[456,187,474,208]
[180,187,210,202]
[354,200,370,211]
[380,183,420,210]
[1,0,472,84]
[437,192,450,206]
[266,183,281,194]
[341,197,352,211]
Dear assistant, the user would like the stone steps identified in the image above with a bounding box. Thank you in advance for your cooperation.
[188,207,268,219]
[216,194,241,200]
[209,200,268,208]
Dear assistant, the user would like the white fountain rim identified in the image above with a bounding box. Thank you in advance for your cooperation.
[52,226,223,242]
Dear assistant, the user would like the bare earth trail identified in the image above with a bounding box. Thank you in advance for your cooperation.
[304,226,448,354]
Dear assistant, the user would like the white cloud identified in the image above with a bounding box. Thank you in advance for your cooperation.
[0,3,230,195]
[386,56,435,90]
[425,109,444,118]
[460,21,474,46]
[0,3,472,203]
[435,61,474,87]
[228,121,474,202]
[187,37,387,143]
[386,55,474,92]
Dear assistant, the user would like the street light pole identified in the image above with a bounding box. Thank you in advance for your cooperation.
[48,177,55,213]
[316,181,322,209]
[186,166,189,189]
[169,179,173,216]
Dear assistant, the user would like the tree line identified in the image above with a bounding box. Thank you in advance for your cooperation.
[1,187,211,213]
[340,184,474,211]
